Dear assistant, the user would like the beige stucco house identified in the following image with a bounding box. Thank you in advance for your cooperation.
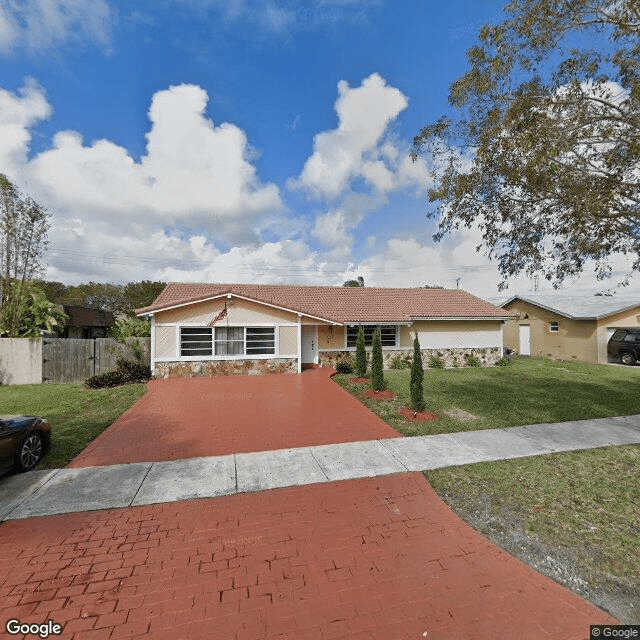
[501,295,640,364]
[136,283,513,377]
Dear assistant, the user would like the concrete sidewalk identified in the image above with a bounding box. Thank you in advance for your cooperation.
[2,414,640,521]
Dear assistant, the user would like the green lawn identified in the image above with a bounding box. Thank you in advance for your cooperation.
[426,445,640,618]
[333,357,640,435]
[0,383,146,469]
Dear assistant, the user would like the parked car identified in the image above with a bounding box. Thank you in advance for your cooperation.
[607,328,640,365]
[0,416,51,475]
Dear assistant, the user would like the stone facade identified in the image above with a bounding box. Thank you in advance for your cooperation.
[154,358,298,378]
[319,347,503,369]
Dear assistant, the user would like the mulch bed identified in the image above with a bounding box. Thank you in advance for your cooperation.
[363,389,397,400]
[397,408,438,422]
[349,377,371,385]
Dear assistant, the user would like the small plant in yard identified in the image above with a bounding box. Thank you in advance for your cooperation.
[495,356,511,367]
[335,357,353,374]
[130,339,145,361]
[390,355,410,369]
[410,334,426,412]
[84,357,151,389]
[466,355,482,368]
[355,326,367,377]
[371,328,385,391]
[427,355,444,369]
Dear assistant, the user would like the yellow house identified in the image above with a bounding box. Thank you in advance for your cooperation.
[136,283,513,377]
[501,295,640,364]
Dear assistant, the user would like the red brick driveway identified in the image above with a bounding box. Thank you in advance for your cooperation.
[0,474,615,639]
[69,369,399,467]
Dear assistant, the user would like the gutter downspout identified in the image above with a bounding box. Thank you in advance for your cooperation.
[150,314,156,375]
[297,314,302,373]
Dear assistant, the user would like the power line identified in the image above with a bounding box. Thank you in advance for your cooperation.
[49,247,500,277]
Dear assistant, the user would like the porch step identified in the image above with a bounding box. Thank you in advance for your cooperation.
[302,363,321,370]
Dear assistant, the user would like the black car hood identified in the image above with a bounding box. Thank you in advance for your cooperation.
[0,415,39,428]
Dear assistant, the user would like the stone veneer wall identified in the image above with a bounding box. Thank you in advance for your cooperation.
[154,358,298,378]
[319,347,502,369]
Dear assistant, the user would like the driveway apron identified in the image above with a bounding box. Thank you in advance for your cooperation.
[69,369,400,467]
[0,473,616,639]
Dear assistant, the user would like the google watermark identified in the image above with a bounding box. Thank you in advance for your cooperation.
[6,619,62,638]
[591,626,640,639]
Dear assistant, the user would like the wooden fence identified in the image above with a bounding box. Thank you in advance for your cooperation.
[42,337,151,383]
[0,337,151,385]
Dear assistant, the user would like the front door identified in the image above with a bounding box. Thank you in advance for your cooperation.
[301,325,317,364]
[519,324,531,356]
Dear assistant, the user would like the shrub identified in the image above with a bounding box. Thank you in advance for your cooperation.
[466,355,482,368]
[84,357,152,389]
[130,339,145,361]
[107,318,151,340]
[371,328,385,391]
[495,356,511,367]
[390,355,410,369]
[355,326,367,378]
[427,355,444,369]
[335,358,353,374]
[410,335,426,412]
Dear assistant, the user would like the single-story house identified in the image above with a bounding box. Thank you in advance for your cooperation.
[56,305,116,339]
[136,283,513,377]
[500,294,640,364]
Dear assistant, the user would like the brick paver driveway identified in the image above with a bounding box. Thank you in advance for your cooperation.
[69,369,399,467]
[0,474,615,639]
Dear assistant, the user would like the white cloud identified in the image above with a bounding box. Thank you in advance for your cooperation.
[20,83,283,243]
[0,0,114,55]
[289,73,409,199]
[0,78,52,177]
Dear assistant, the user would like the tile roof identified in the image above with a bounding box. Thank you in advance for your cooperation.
[500,294,640,320]
[137,283,512,323]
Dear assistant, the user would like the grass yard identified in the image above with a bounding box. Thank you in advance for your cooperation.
[426,445,640,622]
[333,356,640,435]
[0,383,146,469]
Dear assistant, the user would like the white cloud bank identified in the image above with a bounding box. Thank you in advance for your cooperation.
[1,74,629,298]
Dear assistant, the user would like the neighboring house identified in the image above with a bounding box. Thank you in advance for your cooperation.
[136,283,513,377]
[56,305,116,339]
[501,295,640,364]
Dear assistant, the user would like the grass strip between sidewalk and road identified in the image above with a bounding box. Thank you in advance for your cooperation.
[0,383,146,469]
[333,356,640,436]
[425,444,640,622]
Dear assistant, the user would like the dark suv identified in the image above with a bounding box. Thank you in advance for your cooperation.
[608,329,640,365]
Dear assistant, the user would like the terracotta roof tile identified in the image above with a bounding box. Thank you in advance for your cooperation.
[137,283,512,323]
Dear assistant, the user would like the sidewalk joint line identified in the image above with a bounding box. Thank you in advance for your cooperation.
[129,463,153,506]
[377,439,409,471]
[308,447,330,481]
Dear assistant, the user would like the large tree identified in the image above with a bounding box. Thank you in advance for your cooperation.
[412,0,639,288]
[0,175,50,305]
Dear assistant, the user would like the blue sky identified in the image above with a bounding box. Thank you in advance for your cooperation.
[0,0,632,298]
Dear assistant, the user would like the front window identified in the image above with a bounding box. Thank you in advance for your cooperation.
[180,326,275,357]
[346,325,398,348]
[549,322,559,333]
[215,327,244,355]
[181,327,213,356]
[246,327,275,355]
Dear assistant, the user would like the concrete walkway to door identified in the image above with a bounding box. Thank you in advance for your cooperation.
[69,369,400,467]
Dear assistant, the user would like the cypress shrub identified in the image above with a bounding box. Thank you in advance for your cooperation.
[355,326,367,378]
[410,334,426,412]
[371,327,385,390]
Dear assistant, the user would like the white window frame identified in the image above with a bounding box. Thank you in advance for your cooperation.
[344,324,399,349]
[177,325,277,359]
[549,322,559,333]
